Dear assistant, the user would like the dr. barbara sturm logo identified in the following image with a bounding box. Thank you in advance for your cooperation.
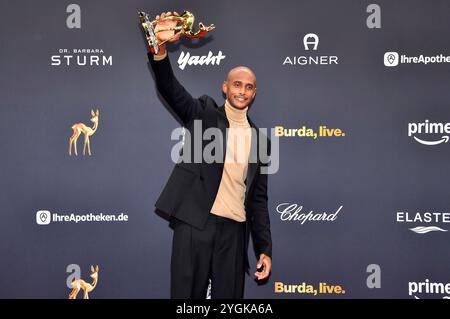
[36,210,128,224]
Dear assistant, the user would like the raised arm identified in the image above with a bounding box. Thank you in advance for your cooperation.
[147,11,203,126]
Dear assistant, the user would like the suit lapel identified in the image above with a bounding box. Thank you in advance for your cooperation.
[216,105,228,164]
[245,118,259,199]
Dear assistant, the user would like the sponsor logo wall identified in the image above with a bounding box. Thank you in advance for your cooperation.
[1,0,449,298]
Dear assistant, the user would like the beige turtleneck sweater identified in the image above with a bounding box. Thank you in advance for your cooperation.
[210,100,252,222]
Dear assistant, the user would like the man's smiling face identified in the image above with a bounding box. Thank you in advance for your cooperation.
[222,66,257,110]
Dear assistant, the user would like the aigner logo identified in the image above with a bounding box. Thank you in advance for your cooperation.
[69,109,99,156]
[303,33,319,50]
[283,33,339,66]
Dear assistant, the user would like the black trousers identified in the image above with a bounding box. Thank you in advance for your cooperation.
[171,213,246,299]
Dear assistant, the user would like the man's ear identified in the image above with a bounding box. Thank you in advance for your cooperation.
[222,81,228,94]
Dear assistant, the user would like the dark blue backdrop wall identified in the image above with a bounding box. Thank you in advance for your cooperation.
[1,0,450,299]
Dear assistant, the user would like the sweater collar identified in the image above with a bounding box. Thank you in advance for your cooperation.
[224,99,249,125]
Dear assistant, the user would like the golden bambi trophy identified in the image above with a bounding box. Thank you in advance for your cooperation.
[138,10,215,54]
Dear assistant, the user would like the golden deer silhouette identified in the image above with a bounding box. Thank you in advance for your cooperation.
[68,265,99,299]
[69,109,99,156]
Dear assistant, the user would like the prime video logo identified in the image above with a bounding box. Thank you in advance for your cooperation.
[384,51,450,67]
[408,120,450,146]
[409,280,450,299]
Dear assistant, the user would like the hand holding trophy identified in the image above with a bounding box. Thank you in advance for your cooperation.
[138,10,215,55]
[154,12,183,44]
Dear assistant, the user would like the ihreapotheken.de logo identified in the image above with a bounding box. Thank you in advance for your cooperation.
[36,210,128,225]
[384,51,450,67]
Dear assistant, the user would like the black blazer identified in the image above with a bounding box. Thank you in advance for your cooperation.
[148,52,272,268]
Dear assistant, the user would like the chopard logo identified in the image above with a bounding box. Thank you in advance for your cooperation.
[275,203,343,224]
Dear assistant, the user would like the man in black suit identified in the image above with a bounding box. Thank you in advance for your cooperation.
[147,11,272,299]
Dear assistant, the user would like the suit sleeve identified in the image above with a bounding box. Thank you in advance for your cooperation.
[148,52,204,126]
[249,139,272,259]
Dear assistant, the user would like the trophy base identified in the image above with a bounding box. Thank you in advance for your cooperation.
[138,11,160,55]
